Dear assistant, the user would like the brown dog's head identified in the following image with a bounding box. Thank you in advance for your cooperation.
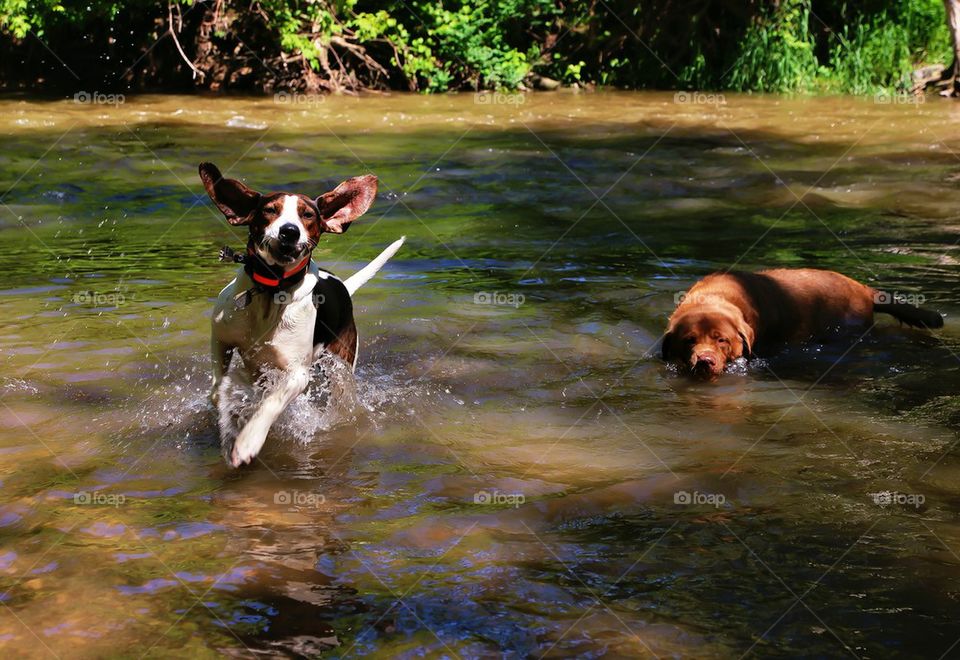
[662,309,754,380]
[199,162,377,266]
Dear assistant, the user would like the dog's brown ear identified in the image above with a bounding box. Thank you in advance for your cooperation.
[199,162,261,226]
[661,331,674,361]
[316,174,378,234]
[736,321,755,359]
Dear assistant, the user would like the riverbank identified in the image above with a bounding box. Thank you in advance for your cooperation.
[1,0,955,96]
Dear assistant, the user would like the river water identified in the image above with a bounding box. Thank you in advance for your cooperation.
[1,91,959,657]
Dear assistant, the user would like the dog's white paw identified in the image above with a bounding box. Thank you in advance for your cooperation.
[229,447,252,468]
[228,427,268,468]
[229,442,256,468]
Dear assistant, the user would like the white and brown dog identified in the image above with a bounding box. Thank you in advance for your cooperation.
[199,162,404,467]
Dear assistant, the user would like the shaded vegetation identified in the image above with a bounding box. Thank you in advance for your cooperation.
[0,0,955,95]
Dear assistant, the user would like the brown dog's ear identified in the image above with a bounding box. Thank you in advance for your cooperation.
[199,162,261,226]
[736,323,755,359]
[661,331,674,361]
[316,174,378,234]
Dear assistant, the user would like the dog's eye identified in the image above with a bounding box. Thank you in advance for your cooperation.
[264,207,277,217]
[303,210,315,219]
[717,337,729,344]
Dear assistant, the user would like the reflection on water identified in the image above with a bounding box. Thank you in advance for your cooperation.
[0,92,959,657]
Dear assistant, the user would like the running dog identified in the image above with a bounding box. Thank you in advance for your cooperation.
[200,162,404,466]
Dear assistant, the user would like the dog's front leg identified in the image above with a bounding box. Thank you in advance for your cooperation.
[210,335,234,406]
[228,366,309,467]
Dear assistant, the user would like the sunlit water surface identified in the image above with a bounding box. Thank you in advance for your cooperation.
[1,92,960,657]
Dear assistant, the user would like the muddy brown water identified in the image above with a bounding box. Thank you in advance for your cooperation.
[1,91,960,657]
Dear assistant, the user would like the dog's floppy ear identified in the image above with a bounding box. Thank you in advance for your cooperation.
[199,162,261,226]
[316,174,378,234]
[661,331,674,361]
[736,321,755,359]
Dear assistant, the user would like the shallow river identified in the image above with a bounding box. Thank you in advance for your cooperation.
[1,91,960,658]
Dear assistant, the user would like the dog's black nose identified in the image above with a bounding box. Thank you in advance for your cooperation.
[278,223,300,243]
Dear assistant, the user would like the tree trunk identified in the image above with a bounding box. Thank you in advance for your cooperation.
[944,0,960,96]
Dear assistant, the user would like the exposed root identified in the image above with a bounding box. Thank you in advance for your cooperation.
[937,60,960,97]
[168,1,205,81]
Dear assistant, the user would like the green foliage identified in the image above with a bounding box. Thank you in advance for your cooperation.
[0,0,148,37]
[349,7,448,90]
[0,0,955,94]
[825,0,951,94]
[0,0,38,38]
[347,0,559,90]
[727,0,821,92]
[725,0,952,94]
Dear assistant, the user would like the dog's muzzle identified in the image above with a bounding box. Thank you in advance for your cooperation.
[691,352,722,379]
[268,231,307,264]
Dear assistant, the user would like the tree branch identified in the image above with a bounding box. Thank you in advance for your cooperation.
[168,1,205,81]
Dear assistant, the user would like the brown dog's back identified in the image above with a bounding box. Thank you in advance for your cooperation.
[758,268,943,336]
[753,268,876,343]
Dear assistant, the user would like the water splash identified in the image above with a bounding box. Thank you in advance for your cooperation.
[215,353,358,452]
[726,355,768,376]
[125,350,431,460]
[660,355,767,378]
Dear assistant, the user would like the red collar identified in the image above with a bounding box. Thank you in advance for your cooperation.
[245,255,311,289]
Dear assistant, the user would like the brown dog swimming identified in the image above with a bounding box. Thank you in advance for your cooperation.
[662,268,944,379]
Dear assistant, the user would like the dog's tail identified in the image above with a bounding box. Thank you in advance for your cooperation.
[344,237,406,296]
[874,301,944,329]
